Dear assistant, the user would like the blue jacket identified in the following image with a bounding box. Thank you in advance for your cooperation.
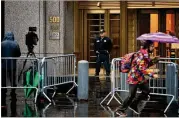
[1,32,21,69]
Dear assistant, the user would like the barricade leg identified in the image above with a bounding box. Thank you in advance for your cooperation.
[116,92,121,99]
[42,87,52,102]
[100,91,122,105]
[100,91,112,105]
[164,95,174,113]
[107,92,122,105]
[34,88,39,103]
[66,95,76,106]
[114,92,122,104]
[107,94,115,105]
[42,103,52,117]
[50,86,57,98]
[100,105,111,115]
[150,93,174,113]
[66,82,78,94]
[107,106,115,117]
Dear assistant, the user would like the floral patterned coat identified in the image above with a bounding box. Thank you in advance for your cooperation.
[127,49,158,84]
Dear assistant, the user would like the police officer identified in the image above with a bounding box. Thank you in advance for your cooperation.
[94,29,112,76]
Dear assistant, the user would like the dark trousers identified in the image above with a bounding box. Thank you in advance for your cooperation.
[95,53,110,75]
[1,69,17,105]
[120,83,150,111]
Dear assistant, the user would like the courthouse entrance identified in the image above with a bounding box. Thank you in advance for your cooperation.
[73,1,121,75]
[74,1,179,75]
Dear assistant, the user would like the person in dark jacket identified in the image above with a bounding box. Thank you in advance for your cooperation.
[1,32,21,107]
[94,29,112,76]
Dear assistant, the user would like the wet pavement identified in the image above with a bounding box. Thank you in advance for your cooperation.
[1,76,179,117]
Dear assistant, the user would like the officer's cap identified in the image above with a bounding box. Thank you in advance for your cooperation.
[100,29,106,34]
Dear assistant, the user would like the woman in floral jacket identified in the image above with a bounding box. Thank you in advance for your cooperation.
[117,40,159,116]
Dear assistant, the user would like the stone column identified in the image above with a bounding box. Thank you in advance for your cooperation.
[127,9,137,53]
[175,11,179,60]
[39,0,45,57]
[120,1,128,56]
[158,9,166,57]
[59,1,66,54]
[176,11,179,38]
[59,1,67,74]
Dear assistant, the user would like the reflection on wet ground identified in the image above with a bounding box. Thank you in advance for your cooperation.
[1,76,179,117]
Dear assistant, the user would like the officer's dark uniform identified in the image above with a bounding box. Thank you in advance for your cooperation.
[94,30,112,76]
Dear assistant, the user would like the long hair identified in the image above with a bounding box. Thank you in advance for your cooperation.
[140,40,154,53]
[141,40,153,49]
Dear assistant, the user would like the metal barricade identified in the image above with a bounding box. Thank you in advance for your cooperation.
[1,57,40,103]
[40,54,77,102]
[101,58,178,113]
[149,61,178,113]
[100,58,122,105]
[155,58,179,99]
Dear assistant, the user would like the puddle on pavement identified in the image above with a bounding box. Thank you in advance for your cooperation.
[1,76,179,117]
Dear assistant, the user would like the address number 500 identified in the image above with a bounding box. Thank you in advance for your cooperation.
[49,16,60,23]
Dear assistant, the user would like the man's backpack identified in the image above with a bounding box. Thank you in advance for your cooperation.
[120,52,137,73]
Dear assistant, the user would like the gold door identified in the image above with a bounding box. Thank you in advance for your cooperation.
[84,10,120,69]
[84,10,105,68]
[109,12,120,59]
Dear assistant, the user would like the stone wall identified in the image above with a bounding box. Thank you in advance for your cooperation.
[4,1,74,57]
[46,1,60,55]
[64,1,74,54]
[5,1,44,57]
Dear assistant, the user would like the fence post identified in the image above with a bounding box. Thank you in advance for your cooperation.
[120,72,129,90]
[77,60,89,100]
[166,63,178,102]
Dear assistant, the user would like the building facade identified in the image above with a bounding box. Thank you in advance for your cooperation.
[2,1,179,65]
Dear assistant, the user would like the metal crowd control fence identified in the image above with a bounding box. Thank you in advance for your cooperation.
[100,58,178,114]
[1,54,77,103]
[100,58,122,105]
[159,58,179,97]
[40,54,77,102]
[1,57,40,103]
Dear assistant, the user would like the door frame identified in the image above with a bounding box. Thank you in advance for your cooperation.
[83,9,121,62]
[84,10,106,61]
[74,8,121,62]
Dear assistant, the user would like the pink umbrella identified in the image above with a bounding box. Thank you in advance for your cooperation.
[137,32,179,43]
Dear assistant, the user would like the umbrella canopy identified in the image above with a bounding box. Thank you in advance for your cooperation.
[137,32,179,43]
